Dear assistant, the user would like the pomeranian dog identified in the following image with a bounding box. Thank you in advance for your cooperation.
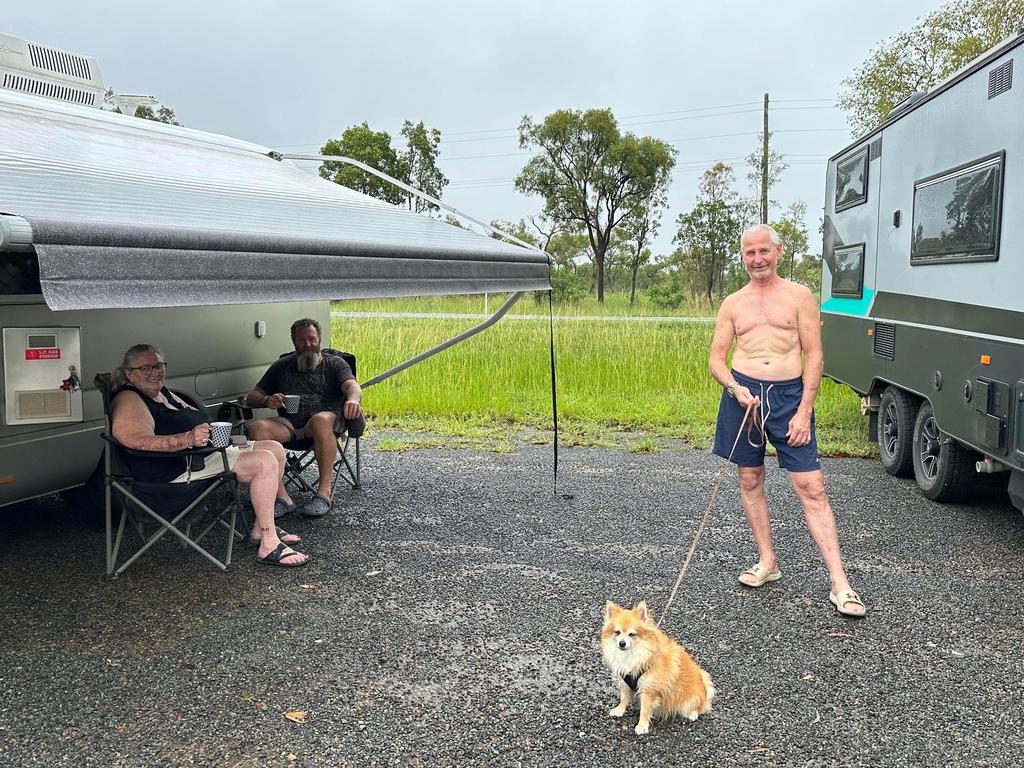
[600,601,715,735]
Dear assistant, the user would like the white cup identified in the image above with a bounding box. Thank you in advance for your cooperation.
[209,421,232,448]
[284,394,300,414]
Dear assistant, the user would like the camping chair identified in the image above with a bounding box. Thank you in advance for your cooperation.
[95,373,245,578]
[223,349,362,503]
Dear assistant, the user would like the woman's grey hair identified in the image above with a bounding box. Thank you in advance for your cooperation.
[741,223,782,247]
[114,343,162,386]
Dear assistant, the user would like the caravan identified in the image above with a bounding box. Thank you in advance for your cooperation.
[821,32,1024,512]
[0,34,550,509]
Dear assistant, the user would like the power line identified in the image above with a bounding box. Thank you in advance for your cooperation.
[271,97,846,151]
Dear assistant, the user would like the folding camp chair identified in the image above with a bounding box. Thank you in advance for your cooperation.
[95,373,245,578]
[224,349,362,502]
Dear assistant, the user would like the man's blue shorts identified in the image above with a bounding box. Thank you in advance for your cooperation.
[712,369,821,472]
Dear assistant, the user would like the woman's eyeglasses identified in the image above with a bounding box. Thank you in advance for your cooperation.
[127,362,168,376]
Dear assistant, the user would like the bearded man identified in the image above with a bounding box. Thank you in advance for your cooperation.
[245,318,363,518]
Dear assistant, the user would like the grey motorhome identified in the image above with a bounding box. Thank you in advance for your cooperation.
[0,36,549,510]
[820,32,1024,512]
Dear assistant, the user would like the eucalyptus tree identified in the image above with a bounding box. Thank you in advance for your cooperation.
[319,120,448,210]
[838,0,1023,135]
[514,108,676,302]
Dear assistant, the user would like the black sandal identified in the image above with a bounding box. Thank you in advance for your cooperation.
[256,542,309,567]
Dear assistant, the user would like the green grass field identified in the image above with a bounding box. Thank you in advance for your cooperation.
[334,296,874,457]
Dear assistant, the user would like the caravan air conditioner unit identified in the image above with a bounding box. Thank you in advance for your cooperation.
[0,31,104,108]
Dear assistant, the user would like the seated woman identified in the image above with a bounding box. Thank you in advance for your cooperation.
[111,343,309,567]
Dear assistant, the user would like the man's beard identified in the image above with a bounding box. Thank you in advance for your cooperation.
[296,350,322,371]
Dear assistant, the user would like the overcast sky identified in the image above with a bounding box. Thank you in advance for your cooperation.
[5,1,941,256]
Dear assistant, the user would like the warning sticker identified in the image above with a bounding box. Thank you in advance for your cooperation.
[25,349,61,360]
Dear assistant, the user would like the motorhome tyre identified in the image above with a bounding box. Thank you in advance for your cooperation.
[878,386,918,478]
[911,402,975,503]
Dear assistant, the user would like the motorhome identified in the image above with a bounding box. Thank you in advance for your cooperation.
[820,32,1024,513]
[0,34,549,509]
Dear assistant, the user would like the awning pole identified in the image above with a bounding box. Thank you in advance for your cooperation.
[361,292,525,389]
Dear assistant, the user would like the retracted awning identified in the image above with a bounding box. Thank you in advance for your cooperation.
[0,90,550,310]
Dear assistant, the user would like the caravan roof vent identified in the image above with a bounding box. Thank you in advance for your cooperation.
[0,31,104,108]
[2,72,96,106]
[989,59,1013,98]
[27,42,92,81]
[886,91,928,121]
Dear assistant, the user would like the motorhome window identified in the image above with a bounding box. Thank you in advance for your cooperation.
[835,148,869,212]
[829,244,865,299]
[911,153,1003,265]
[0,253,42,295]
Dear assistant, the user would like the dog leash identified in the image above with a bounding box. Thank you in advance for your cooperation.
[657,398,763,628]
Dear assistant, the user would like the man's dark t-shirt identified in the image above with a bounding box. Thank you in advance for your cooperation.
[255,353,355,428]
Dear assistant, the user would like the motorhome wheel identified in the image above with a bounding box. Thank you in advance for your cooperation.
[878,386,918,478]
[911,402,975,502]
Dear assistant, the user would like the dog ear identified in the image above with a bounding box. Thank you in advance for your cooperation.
[635,602,650,622]
[604,600,619,620]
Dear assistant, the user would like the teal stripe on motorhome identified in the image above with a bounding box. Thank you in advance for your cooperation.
[821,288,875,317]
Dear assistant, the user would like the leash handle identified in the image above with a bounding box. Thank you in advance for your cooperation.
[657,399,759,627]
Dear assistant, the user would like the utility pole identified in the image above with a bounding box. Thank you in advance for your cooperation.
[761,92,769,224]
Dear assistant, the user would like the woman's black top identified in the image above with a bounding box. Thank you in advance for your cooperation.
[114,385,210,483]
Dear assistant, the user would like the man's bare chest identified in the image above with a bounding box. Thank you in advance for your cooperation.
[733,295,799,337]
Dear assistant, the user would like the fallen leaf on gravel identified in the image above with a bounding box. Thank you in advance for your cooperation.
[255,701,268,711]
[366,570,382,576]
[802,674,814,681]
[284,710,307,724]
[409,757,423,767]
[751,747,772,754]
[827,631,853,638]
[288,754,297,761]
[299,584,319,590]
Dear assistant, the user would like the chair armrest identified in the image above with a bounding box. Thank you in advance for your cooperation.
[100,433,225,460]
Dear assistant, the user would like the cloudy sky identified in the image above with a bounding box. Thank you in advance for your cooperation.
[5,1,941,255]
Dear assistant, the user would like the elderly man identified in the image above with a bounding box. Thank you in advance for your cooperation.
[245,318,364,518]
[708,224,865,617]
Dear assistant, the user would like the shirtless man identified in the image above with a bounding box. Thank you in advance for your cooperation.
[709,224,865,617]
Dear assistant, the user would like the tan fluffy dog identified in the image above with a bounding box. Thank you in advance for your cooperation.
[600,601,715,735]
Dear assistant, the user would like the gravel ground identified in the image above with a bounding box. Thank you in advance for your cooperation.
[2,437,1024,768]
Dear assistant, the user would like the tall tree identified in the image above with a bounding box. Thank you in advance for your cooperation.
[134,103,181,125]
[319,120,448,210]
[400,120,448,213]
[616,191,666,305]
[838,0,1024,135]
[319,122,406,205]
[675,200,742,305]
[771,201,809,281]
[514,108,676,302]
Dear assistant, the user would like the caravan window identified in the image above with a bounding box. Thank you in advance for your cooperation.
[835,148,869,212]
[911,152,1003,265]
[829,244,865,299]
[0,253,42,296]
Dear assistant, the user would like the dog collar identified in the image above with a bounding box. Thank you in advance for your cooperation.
[621,670,644,692]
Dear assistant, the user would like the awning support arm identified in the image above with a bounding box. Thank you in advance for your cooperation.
[362,292,525,389]
[275,152,546,257]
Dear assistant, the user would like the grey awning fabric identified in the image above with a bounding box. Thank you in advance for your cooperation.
[0,90,550,310]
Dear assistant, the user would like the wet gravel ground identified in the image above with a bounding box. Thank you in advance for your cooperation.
[2,437,1024,768]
